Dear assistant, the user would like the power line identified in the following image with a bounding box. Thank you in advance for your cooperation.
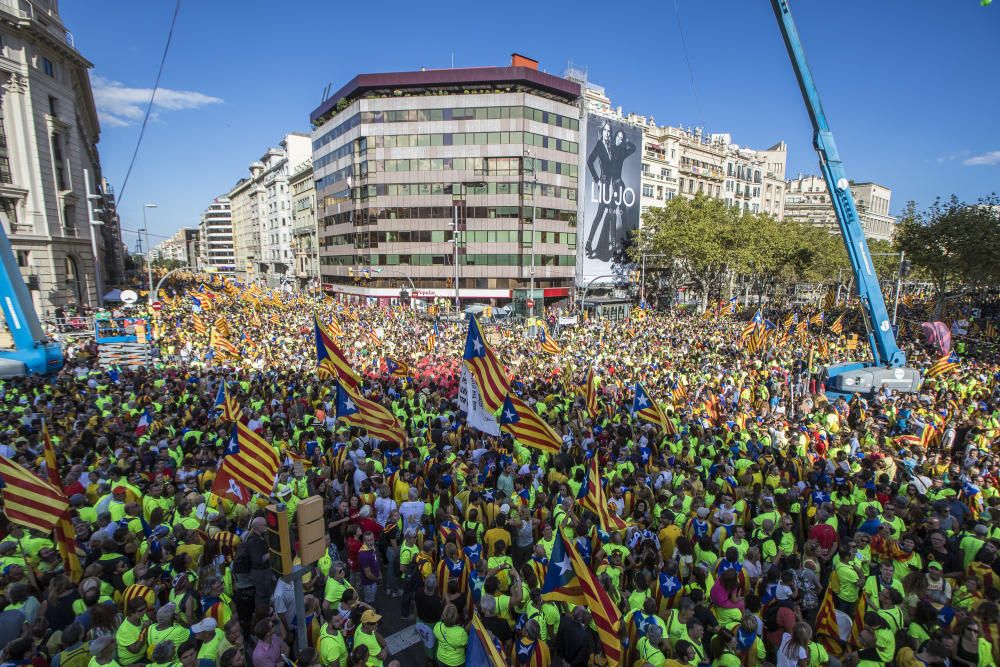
[673,0,706,130]
[116,0,182,204]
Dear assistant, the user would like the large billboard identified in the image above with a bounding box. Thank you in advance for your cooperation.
[577,113,642,285]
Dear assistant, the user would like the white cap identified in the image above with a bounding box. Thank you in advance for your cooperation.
[190,618,218,634]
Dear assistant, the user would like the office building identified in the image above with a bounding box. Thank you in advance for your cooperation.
[198,196,234,274]
[229,133,310,285]
[0,0,116,317]
[310,54,581,304]
[784,175,896,242]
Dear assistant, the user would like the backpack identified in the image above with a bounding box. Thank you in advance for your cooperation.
[57,643,91,667]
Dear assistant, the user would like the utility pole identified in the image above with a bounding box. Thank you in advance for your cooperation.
[451,204,460,311]
[893,250,905,326]
[142,203,157,294]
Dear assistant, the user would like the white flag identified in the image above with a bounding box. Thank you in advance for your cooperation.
[458,365,500,436]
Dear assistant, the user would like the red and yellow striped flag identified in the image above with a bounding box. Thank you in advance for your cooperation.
[192,315,207,336]
[462,317,509,413]
[566,535,622,664]
[577,453,627,532]
[498,393,562,455]
[815,575,844,657]
[0,455,69,535]
[829,313,844,336]
[213,316,231,338]
[314,315,361,386]
[583,367,599,419]
[41,420,83,582]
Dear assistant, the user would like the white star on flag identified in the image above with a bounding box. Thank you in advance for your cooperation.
[555,555,572,575]
[637,394,649,407]
[344,398,356,412]
[472,337,483,354]
[503,409,516,422]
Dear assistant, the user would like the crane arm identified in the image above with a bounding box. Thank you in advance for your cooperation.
[770,0,905,369]
[0,221,47,348]
[0,219,62,376]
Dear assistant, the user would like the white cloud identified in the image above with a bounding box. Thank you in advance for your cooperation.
[963,151,1000,166]
[92,75,223,128]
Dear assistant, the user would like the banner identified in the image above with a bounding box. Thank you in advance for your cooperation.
[458,366,500,436]
[577,113,642,285]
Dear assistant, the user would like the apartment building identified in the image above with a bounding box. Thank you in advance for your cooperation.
[228,133,310,285]
[198,196,234,274]
[289,161,317,289]
[784,175,896,242]
[0,0,117,317]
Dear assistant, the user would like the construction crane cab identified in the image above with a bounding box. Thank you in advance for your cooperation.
[0,221,63,377]
[770,0,921,399]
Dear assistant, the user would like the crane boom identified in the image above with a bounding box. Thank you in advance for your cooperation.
[770,0,920,396]
[0,220,62,377]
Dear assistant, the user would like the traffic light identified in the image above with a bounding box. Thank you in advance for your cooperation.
[296,497,326,566]
[399,289,410,305]
[899,260,912,278]
[629,270,641,284]
[264,504,293,576]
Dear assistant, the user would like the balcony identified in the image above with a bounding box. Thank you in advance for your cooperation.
[8,221,34,235]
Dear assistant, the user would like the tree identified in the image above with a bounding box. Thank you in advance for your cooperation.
[635,194,741,311]
[895,195,1000,314]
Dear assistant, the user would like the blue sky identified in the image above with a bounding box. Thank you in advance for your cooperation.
[62,0,999,246]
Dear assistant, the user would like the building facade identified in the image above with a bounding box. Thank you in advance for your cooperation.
[289,161,317,289]
[569,71,787,220]
[198,196,234,274]
[310,55,581,304]
[229,133,310,286]
[784,175,896,242]
[0,0,115,318]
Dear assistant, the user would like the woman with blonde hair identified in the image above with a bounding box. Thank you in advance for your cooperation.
[432,603,468,667]
[777,622,811,667]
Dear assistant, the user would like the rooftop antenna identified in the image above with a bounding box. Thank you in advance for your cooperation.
[451,52,454,68]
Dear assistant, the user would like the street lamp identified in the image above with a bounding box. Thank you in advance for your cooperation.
[142,203,157,295]
[524,150,537,332]
[83,168,104,307]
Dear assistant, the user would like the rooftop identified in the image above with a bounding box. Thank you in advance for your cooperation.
[310,56,580,125]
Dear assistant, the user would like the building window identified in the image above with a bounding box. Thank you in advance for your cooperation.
[42,58,54,77]
[48,96,58,117]
[641,163,650,174]
[642,185,653,197]
[51,132,67,190]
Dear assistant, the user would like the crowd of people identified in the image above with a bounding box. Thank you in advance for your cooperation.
[0,277,998,667]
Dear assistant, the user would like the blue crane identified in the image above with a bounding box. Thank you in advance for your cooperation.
[770,0,920,398]
[0,224,63,377]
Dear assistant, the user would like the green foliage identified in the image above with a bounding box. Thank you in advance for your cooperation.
[633,194,858,308]
[895,195,1000,308]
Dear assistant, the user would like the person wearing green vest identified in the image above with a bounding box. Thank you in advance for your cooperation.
[432,603,468,667]
[146,603,190,660]
[115,597,150,666]
[317,611,349,667]
[354,609,388,666]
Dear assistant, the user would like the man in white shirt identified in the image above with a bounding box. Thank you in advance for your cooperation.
[400,488,425,534]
